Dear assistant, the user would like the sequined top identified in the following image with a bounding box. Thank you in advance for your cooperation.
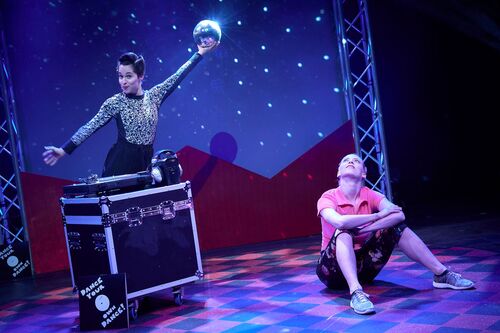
[62,53,202,154]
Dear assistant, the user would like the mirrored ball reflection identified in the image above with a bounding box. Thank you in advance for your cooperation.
[193,20,221,47]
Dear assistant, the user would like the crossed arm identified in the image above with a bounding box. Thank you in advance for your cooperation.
[320,198,405,234]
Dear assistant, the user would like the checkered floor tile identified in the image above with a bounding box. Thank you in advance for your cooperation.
[1,225,499,332]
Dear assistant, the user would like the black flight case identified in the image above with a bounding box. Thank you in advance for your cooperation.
[60,178,203,317]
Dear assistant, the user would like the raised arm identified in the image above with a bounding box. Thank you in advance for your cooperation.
[149,42,219,107]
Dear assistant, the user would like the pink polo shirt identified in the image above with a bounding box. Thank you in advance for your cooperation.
[317,186,385,250]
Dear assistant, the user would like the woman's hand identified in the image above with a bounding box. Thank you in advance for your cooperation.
[43,146,66,166]
[197,39,220,56]
[376,205,402,220]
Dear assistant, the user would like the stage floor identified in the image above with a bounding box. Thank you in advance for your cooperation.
[1,218,499,332]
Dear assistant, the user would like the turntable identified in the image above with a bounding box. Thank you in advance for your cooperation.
[62,171,153,198]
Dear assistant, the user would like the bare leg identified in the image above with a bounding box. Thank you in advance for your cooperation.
[397,228,446,275]
[336,232,363,293]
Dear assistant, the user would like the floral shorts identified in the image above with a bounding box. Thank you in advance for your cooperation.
[316,223,407,289]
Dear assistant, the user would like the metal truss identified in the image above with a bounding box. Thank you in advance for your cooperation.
[0,30,28,246]
[333,0,393,200]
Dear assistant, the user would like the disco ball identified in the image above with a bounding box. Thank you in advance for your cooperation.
[193,20,221,47]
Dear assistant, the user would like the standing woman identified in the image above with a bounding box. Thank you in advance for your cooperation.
[43,42,218,176]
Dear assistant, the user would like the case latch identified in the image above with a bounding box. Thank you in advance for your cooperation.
[125,206,143,227]
[160,200,176,220]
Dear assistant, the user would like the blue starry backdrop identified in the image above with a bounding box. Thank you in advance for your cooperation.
[3,0,346,179]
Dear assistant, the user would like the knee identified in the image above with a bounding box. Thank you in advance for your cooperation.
[400,225,412,237]
[398,226,416,245]
[336,230,354,244]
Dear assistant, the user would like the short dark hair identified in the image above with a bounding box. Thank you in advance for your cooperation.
[117,52,145,77]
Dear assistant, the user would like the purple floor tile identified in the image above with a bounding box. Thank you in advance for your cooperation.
[0,229,498,333]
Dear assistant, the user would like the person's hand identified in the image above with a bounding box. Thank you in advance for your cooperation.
[43,146,66,166]
[197,39,219,56]
[376,205,402,219]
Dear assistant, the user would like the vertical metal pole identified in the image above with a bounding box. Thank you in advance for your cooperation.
[0,31,29,243]
[0,25,33,276]
[333,0,361,155]
[359,0,392,200]
[333,0,392,200]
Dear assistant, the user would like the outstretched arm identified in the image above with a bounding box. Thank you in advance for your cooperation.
[42,99,115,166]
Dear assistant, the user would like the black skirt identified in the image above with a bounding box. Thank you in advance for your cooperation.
[102,139,153,177]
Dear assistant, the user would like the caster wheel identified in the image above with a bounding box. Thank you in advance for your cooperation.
[128,299,139,320]
[129,306,138,320]
[174,292,183,306]
[173,287,183,306]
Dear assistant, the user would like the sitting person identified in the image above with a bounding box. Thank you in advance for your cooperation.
[316,153,474,315]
